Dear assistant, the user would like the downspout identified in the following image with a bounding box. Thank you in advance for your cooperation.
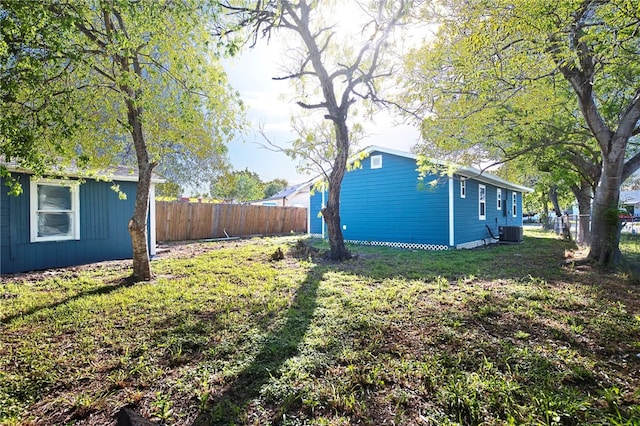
[449,177,454,247]
[486,224,499,240]
[505,189,509,227]
[321,182,326,239]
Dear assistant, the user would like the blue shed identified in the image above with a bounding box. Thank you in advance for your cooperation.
[0,165,163,274]
[309,146,533,250]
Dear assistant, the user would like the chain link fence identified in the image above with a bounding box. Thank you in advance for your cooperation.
[546,214,640,245]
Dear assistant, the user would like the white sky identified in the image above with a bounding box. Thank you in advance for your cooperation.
[219,8,423,188]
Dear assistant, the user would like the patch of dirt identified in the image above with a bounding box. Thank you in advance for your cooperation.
[0,237,274,284]
[287,239,322,259]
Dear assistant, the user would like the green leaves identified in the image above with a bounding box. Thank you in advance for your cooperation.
[1,0,245,191]
[405,0,640,265]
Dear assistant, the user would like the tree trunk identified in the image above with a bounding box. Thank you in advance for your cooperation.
[571,179,593,246]
[556,36,640,267]
[322,191,350,261]
[102,6,154,280]
[129,165,153,281]
[125,95,154,281]
[548,185,570,238]
[549,185,562,216]
[321,121,351,261]
[588,158,624,266]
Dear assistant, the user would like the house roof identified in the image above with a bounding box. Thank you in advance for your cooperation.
[621,190,640,205]
[248,179,313,204]
[312,145,534,193]
[2,161,165,183]
[267,180,313,200]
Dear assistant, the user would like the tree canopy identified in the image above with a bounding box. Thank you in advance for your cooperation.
[210,168,288,202]
[1,0,244,279]
[0,1,85,188]
[404,0,640,266]
[226,0,412,260]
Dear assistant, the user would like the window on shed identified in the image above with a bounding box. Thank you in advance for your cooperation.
[371,155,382,169]
[479,184,486,220]
[30,178,80,242]
[460,179,466,198]
[512,192,517,217]
[497,188,502,210]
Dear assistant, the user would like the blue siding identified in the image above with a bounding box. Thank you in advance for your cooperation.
[310,151,450,246]
[453,177,523,245]
[309,151,525,249]
[309,184,325,235]
[1,173,139,274]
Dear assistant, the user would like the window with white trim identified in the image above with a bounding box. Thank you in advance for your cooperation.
[512,192,517,217]
[479,184,486,220]
[371,155,382,169]
[497,188,502,210]
[30,178,80,242]
[460,179,466,198]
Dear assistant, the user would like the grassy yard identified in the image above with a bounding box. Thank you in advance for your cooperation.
[1,229,639,425]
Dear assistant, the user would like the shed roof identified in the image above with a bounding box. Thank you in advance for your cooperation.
[1,161,165,183]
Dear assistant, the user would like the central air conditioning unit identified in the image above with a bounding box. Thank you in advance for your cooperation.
[499,226,523,242]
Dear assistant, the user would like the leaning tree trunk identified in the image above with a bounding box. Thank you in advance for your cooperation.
[589,157,624,267]
[321,121,351,261]
[549,185,562,216]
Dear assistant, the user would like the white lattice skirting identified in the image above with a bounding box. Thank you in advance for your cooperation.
[345,239,449,251]
[307,235,497,251]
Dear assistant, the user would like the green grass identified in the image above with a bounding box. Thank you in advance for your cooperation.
[1,230,639,425]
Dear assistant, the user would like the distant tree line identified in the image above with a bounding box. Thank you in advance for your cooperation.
[209,169,287,202]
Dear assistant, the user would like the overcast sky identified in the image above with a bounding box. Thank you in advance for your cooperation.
[221,26,422,187]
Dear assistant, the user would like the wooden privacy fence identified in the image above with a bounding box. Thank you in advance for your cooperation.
[155,202,308,242]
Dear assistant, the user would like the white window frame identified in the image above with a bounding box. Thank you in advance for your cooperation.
[497,188,502,210]
[479,184,486,220]
[371,155,382,169]
[512,192,517,217]
[30,178,80,242]
[460,179,466,198]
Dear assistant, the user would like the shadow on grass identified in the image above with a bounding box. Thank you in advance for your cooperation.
[192,266,322,425]
[317,234,578,284]
[0,276,135,325]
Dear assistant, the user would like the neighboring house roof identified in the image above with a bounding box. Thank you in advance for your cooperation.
[621,190,640,205]
[311,145,534,193]
[249,178,313,204]
[267,180,312,200]
[1,161,165,183]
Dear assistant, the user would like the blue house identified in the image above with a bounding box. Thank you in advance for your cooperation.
[1,165,163,274]
[309,146,533,250]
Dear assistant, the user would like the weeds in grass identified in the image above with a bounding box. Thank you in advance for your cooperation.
[1,232,639,424]
[150,392,174,423]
